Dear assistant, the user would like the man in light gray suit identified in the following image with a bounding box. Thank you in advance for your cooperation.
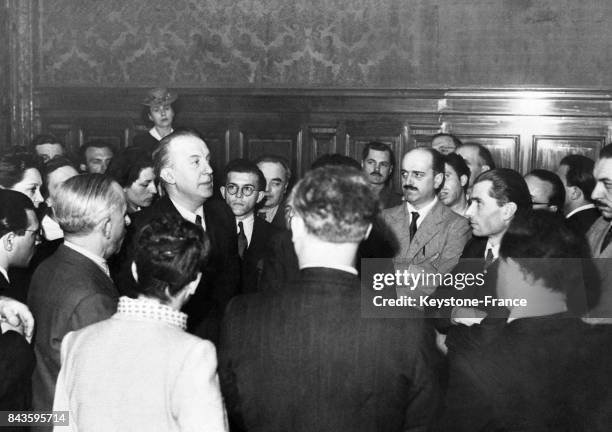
[382,147,470,295]
[586,144,612,321]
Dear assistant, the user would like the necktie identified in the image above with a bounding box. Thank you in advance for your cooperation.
[600,225,612,253]
[409,212,419,240]
[484,247,495,270]
[237,221,248,258]
[194,214,202,228]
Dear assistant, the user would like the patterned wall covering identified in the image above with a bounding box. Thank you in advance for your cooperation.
[38,0,612,87]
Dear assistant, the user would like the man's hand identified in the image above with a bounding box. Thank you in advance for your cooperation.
[0,297,34,342]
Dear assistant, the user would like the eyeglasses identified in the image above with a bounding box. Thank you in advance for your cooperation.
[17,228,43,242]
[225,183,257,197]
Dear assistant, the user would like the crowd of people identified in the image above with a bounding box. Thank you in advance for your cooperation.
[0,88,611,431]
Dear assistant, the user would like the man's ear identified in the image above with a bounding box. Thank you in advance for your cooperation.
[482,165,491,173]
[433,172,444,190]
[130,261,139,282]
[160,167,175,185]
[501,201,518,222]
[79,163,87,172]
[256,191,265,204]
[102,217,112,239]
[220,186,226,200]
[2,233,15,252]
[568,185,582,202]
[460,174,469,188]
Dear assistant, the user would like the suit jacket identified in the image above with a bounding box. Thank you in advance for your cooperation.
[240,217,281,294]
[437,314,608,431]
[567,206,600,236]
[52,309,228,432]
[270,203,287,230]
[28,244,118,417]
[219,267,441,432]
[382,200,471,295]
[378,185,403,209]
[122,196,240,338]
[586,216,612,319]
[0,273,35,415]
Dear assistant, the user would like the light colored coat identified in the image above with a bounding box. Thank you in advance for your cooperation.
[586,216,612,321]
[382,200,471,295]
[52,314,228,432]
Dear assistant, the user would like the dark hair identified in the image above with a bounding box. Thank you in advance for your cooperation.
[526,169,566,213]
[459,142,496,169]
[361,141,396,170]
[42,156,78,198]
[107,148,154,188]
[559,154,595,201]
[289,166,378,242]
[153,128,203,181]
[254,154,292,182]
[500,210,590,294]
[600,143,612,159]
[311,153,361,170]
[222,158,266,190]
[444,153,471,193]
[80,140,115,161]
[431,133,463,148]
[31,134,63,149]
[133,214,210,303]
[0,189,35,238]
[476,168,532,214]
[0,151,41,188]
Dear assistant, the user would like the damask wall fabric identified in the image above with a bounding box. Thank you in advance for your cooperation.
[39,0,612,87]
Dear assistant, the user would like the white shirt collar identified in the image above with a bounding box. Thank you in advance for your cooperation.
[406,197,438,228]
[300,263,358,275]
[566,203,596,219]
[64,240,110,277]
[485,238,500,260]
[0,266,9,284]
[236,214,255,246]
[170,198,206,231]
[149,127,173,141]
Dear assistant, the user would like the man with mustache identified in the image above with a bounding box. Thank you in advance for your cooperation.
[586,144,612,321]
[382,147,470,295]
[120,129,240,341]
[361,141,403,209]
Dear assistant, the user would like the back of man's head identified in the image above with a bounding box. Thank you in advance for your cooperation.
[290,166,378,243]
[53,174,125,235]
[460,142,496,170]
[525,169,566,213]
[559,154,595,202]
[500,210,589,294]
[475,168,532,216]
[0,189,35,238]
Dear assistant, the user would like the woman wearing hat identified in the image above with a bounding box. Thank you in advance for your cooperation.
[133,87,178,151]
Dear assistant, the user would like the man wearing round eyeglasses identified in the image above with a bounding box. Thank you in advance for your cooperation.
[221,159,281,293]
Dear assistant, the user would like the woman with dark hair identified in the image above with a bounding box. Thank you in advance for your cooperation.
[107,147,157,213]
[133,87,178,152]
[0,151,44,208]
[53,214,228,431]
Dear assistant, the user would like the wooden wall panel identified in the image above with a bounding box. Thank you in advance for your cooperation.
[532,136,606,172]
[27,87,612,182]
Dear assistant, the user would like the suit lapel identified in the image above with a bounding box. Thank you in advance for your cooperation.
[406,201,444,260]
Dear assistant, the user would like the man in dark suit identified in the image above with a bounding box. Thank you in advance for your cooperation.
[123,129,240,339]
[557,154,599,235]
[382,147,471,295]
[0,190,38,414]
[255,155,291,229]
[219,166,441,432]
[28,174,128,419]
[438,210,608,431]
[430,169,532,328]
[360,141,403,209]
[220,159,281,293]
